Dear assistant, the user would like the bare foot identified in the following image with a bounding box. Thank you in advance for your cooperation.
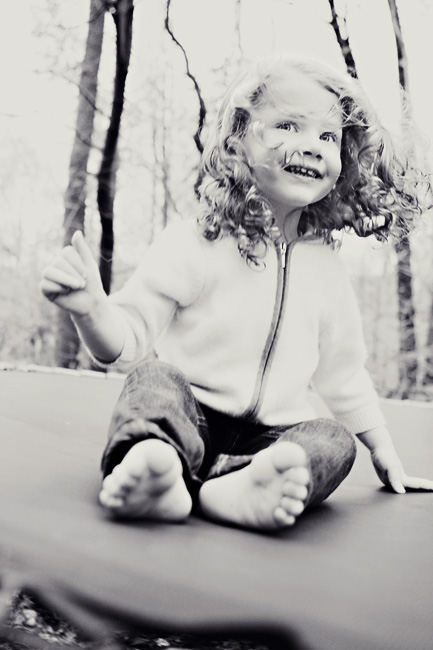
[198,442,309,530]
[99,439,192,521]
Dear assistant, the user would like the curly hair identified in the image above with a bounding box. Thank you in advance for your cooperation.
[197,57,431,265]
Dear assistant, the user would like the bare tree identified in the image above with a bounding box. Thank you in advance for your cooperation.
[149,67,174,235]
[164,0,206,157]
[327,0,419,397]
[55,0,105,368]
[386,0,418,396]
[97,0,134,295]
[424,294,433,387]
[164,0,207,196]
[327,0,356,77]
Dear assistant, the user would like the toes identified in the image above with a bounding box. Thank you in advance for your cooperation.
[112,457,143,482]
[104,468,138,495]
[285,466,310,486]
[281,496,304,516]
[98,441,191,521]
[99,490,125,509]
[101,474,118,497]
[273,506,296,526]
[282,481,308,500]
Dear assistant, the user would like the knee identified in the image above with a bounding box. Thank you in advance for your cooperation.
[126,358,188,390]
[127,356,164,380]
[325,419,357,470]
[123,358,198,419]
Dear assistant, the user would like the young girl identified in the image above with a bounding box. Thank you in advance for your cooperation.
[41,57,433,531]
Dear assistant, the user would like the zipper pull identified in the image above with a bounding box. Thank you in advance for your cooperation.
[280,242,287,269]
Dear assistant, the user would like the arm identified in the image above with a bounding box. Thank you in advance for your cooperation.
[311,253,386,434]
[310,252,433,494]
[41,222,206,366]
[40,231,125,363]
[357,425,433,493]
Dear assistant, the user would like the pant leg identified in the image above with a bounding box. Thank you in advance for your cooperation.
[204,417,356,509]
[275,418,357,508]
[101,359,211,499]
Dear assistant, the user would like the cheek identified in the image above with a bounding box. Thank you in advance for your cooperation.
[248,147,279,187]
[252,166,274,193]
[330,153,342,182]
[244,129,280,168]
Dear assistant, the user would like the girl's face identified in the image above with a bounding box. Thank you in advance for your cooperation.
[243,71,343,226]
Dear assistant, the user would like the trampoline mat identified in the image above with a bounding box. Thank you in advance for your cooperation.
[0,367,432,650]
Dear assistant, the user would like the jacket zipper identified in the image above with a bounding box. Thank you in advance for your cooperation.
[243,240,291,420]
[280,241,287,269]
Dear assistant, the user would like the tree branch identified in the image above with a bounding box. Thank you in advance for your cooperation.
[327,0,357,78]
[97,0,134,295]
[387,0,408,90]
[164,0,206,154]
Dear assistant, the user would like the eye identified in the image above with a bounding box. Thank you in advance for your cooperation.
[320,131,338,143]
[275,120,297,132]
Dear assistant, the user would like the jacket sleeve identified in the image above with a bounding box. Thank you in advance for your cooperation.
[87,221,206,370]
[311,256,385,434]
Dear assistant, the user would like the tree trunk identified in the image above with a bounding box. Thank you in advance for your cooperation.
[55,0,105,368]
[97,0,134,296]
[387,0,418,396]
[423,300,433,385]
[394,239,417,394]
[328,0,418,396]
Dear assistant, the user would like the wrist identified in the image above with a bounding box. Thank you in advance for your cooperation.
[72,299,125,364]
[72,293,109,327]
[357,425,394,453]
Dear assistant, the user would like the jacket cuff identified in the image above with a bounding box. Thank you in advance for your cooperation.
[334,401,386,435]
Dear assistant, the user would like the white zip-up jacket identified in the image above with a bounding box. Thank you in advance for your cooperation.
[97,219,385,434]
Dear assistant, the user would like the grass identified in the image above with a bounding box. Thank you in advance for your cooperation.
[0,591,272,650]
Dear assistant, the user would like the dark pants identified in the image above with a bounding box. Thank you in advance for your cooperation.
[102,359,357,508]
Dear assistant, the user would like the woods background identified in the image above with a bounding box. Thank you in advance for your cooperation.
[1,0,433,400]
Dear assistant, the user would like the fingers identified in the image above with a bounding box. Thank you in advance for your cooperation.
[43,247,84,276]
[387,465,406,494]
[39,279,67,302]
[41,231,93,296]
[41,267,85,292]
[371,448,433,495]
[402,476,433,491]
[63,243,88,277]
[72,230,97,266]
[41,251,87,296]
[389,481,406,495]
[388,471,433,493]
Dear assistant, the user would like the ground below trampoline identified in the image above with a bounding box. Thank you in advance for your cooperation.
[1,592,271,650]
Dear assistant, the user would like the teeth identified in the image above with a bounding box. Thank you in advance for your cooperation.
[285,165,320,178]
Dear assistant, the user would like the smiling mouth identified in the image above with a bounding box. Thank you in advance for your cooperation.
[283,164,323,179]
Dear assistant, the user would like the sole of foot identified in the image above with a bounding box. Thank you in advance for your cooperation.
[199,441,309,531]
[99,439,192,521]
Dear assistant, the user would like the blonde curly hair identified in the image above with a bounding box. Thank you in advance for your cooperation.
[197,57,431,265]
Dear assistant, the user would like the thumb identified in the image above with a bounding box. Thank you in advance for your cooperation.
[71,230,97,267]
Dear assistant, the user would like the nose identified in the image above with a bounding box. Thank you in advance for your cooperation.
[301,140,322,159]
[288,144,322,167]
[296,132,322,159]
[303,148,322,160]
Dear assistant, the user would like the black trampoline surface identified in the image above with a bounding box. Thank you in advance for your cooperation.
[0,367,432,650]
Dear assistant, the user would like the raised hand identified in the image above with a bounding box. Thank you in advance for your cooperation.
[40,231,106,316]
